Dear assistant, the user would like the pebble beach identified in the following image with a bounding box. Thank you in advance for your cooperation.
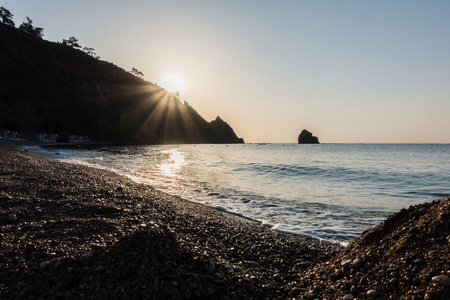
[0,142,449,299]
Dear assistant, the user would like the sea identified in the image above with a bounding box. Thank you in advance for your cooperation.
[30,143,450,246]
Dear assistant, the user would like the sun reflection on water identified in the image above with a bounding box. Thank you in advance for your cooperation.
[159,149,184,177]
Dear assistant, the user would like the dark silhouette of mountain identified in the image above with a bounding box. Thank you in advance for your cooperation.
[298,129,319,144]
[0,23,244,144]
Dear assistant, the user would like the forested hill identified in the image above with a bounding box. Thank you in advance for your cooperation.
[0,23,244,144]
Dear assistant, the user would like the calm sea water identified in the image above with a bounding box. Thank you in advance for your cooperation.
[34,144,450,245]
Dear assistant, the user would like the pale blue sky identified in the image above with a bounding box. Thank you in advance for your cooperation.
[3,1,450,143]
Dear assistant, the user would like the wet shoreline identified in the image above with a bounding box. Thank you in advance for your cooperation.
[0,147,341,299]
[1,143,448,299]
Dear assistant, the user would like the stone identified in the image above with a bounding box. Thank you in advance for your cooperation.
[248,261,260,269]
[262,284,271,291]
[204,287,214,297]
[292,287,303,295]
[182,288,192,298]
[351,258,363,269]
[305,293,317,300]
[207,261,216,273]
[366,289,380,298]
[6,214,17,222]
[343,294,354,300]
[40,261,49,269]
[298,129,319,144]
[432,275,450,286]
[233,266,243,272]
[341,259,352,270]
[284,275,297,281]
[175,266,184,277]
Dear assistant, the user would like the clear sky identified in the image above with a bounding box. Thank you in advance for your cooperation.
[3,0,450,143]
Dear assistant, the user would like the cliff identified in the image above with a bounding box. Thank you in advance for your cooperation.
[0,23,244,144]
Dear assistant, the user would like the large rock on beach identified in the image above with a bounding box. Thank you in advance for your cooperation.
[298,129,319,144]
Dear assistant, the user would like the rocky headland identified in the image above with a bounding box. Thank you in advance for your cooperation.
[0,145,449,299]
[0,22,243,144]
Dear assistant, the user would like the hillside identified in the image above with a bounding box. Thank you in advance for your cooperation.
[0,23,244,144]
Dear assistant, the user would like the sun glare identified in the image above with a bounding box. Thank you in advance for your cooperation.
[161,74,185,95]
[159,149,184,176]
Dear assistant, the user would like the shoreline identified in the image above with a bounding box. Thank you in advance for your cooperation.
[0,147,341,299]
[1,143,449,299]
[15,141,352,246]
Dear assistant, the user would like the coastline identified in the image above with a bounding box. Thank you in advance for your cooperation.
[0,146,340,299]
[1,142,449,299]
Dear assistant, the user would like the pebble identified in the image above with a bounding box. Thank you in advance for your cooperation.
[351,258,362,269]
[343,294,354,300]
[341,259,352,269]
[431,275,450,286]
[204,287,214,297]
[39,261,49,269]
[284,275,297,281]
[182,288,192,298]
[366,289,380,298]
[248,261,261,269]
[298,261,308,267]
[262,284,271,291]
[207,261,216,273]
[6,214,17,222]
[291,287,302,295]
[233,266,243,272]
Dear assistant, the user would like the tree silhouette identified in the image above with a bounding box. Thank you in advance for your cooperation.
[130,67,144,79]
[83,47,100,59]
[0,6,15,27]
[62,36,81,48]
[18,17,44,39]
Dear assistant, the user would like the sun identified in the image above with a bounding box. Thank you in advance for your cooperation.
[160,74,185,95]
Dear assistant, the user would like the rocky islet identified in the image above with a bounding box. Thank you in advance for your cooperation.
[298,130,319,144]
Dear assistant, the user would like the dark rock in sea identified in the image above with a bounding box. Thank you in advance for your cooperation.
[298,129,319,144]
